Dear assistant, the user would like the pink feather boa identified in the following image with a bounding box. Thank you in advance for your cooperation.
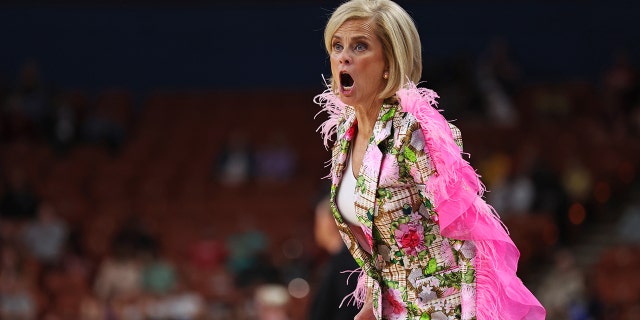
[396,82,545,319]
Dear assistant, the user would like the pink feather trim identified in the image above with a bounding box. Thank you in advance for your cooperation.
[339,268,368,308]
[396,82,545,320]
[313,86,345,150]
[461,282,477,319]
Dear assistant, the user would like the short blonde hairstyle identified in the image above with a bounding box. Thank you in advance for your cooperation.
[324,0,422,100]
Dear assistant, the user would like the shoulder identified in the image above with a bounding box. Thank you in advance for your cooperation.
[394,102,464,152]
[389,104,420,134]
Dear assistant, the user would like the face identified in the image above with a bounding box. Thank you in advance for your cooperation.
[330,19,387,109]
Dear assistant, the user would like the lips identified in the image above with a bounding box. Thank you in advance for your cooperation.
[339,72,354,91]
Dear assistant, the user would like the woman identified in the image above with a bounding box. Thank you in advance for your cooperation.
[314,0,546,319]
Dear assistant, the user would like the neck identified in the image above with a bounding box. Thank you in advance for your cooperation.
[353,98,383,136]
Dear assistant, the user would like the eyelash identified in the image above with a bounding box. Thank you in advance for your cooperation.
[332,42,367,53]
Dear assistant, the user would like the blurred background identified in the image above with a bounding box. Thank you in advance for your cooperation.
[0,0,639,319]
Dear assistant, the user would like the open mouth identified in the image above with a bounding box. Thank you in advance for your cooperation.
[340,72,354,91]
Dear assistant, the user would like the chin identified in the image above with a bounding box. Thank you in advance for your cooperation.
[338,95,355,106]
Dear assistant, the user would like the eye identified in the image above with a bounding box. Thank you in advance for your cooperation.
[354,43,367,52]
[332,42,343,52]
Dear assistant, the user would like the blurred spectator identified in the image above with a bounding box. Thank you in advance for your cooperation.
[93,221,150,302]
[164,284,206,320]
[0,244,37,320]
[44,91,79,155]
[226,216,278,288]
[0,274,36,320]
[490,170,536,218]
[616,189,640,244]
[188,229,227,272]
[537,249,588,320]
[618,208,640,243]
[93,251,143,303]
[21,202,68,266]
[213,131,256,187]
[0,169,40,221]
[185,229,234,318]
[141,249,176,296]
[256,132,297,184]
[254,284,290,320]
[487,148,536,217]
[308,194,360,320]
[476,37,522,126]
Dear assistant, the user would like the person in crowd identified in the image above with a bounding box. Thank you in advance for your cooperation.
[537,249,588,320]
[314,1,545,318]
[309,194,360,320]
[214,131,256,187]
[0,243,37,320]
[255,132,297,184]
[21,202,68,266]
[45,91,79,155]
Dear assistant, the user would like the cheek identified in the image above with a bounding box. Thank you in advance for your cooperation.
[359,57,384,76]
[329,57,340,76]
[329,53,340,67]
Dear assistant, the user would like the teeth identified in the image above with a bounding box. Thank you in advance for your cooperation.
[343,86,353,90]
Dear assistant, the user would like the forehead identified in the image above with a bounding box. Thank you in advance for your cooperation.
[333,19,377,39]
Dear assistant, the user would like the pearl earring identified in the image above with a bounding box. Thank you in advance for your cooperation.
[383,72,389,79]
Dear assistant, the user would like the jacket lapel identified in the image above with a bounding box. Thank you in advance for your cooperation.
[329,105,395,261]
[328,108,369,260]
[353,105,394,230]
[328,108,355,189]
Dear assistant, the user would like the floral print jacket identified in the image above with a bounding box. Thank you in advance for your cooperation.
[320,83,546,320]
[328,102,476,320]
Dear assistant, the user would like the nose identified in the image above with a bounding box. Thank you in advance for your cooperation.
[338,51,351,64]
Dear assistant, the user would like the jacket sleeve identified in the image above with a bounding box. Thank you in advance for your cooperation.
[401,115,546,320]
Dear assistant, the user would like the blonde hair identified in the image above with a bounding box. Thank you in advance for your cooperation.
[324,0,422,100]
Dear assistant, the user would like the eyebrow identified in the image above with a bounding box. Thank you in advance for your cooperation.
[332,34,372,42]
